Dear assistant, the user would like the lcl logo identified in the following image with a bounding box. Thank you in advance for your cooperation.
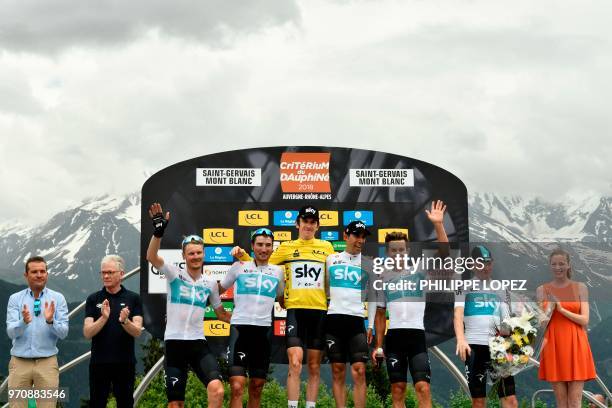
[319,211,338,226]
[203,229,234,244]
[238,211,269,226]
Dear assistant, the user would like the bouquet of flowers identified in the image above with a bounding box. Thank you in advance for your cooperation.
[488,292,554,381]
[488,308,538,379]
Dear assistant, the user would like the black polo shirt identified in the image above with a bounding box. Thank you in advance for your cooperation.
[85,285,143,364]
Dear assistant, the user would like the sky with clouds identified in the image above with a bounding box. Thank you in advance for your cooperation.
[1,0,611,224]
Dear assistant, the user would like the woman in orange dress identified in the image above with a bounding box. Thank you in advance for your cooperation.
[537,248,596,408]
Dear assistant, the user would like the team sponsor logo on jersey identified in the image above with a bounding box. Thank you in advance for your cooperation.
[319,211,339,226]
[274,302,287,318]
[169,278,211,309]
[274,231,292,241]
[329,265,363,289]
[273,210,298,226]
[204,246,233,263]
[196,168,262,186]
[349,168,414,187]
[238,211,269,226]
[332,241,347,251]
[204,301,234,318]
[203,264,231,280]
[290,262,324,289]
[293,249,300,258]
[236,273,279,298]
[377,228,409,243]
[279,152,331,193]
[343,211,374,226]
[464,293,500,316]
[148,249,183,294]
[203,228,234,244]
[274,320,286,336]
[320,230,339,241]
[204,320,230,337]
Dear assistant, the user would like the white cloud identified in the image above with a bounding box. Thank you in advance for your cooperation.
[1,0,611,223]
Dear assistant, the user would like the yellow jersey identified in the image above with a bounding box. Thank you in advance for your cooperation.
[240,238,334,310]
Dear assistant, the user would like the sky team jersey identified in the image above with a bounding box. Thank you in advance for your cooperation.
[326,251,376,318]
[377,267,427,330]
[454,279,510,345]
[240,238,334,310]
[162,263,222,341]
[221,261,284,326]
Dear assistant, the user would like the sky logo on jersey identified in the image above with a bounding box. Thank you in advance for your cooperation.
[236,273,279,298]
[169,279,211,309]
[320,230,339,241]
[274,320,286,336]
[464,293,500,316]
[291,262,324,289]
[343,211,373,226]
[378,228,409,243]
[204,246,233,263]
[238,210,269,226]
[329,265,363,289]
[203,228,234,244]
[204,320,230,337]
[204,301,234,318]
[319,210,338,226]
[274,210,298,226]
[274,231,291,241]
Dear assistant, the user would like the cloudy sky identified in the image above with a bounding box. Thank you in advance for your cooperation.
[1,0,611,224]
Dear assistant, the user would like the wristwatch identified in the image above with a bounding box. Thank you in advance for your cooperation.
[46,319,53,325]
[120,319,127,325]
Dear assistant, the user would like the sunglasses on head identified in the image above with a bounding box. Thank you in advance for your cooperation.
[181,235,204,247]
[33,298,41,317]
[251,228,273,241]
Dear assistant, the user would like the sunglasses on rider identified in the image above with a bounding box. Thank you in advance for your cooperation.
[181,235,204,247]
[250,228,273,243]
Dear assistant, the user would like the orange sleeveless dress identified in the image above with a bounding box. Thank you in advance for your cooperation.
[538,282,596,382]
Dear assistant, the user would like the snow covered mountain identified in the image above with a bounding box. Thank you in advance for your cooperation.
[0,193,140,300]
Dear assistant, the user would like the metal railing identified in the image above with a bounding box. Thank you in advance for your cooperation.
[430,345,470,395]
[133,356,165,405]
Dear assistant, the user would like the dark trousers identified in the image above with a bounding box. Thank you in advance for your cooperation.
[89,363,135,408]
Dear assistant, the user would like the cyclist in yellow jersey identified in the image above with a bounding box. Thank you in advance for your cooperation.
[231,205,334,408]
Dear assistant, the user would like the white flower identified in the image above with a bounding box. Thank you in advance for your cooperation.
[522,345,534,356]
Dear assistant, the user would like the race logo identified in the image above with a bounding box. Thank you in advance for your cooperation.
[204,246,233,263]
[349,168,414,187]
[203,228,234,244]
[378,228,409,243]
[332,241,346,251]
[320,230,339,241]
[290,262,324,289]
[196,168,262,186]
[148,249,183,294]
[204,320,230,337]
[274,231,292,241]
[319,211,339,226]
[238,211,269,226]
[273,210,298,226]
[236,273,280,298]
[204,301,234,318]
[274,320,286,336]
[343,211,374,226]
[203,264,231,280]
[329,265,363,289]
[279,152,331,193]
